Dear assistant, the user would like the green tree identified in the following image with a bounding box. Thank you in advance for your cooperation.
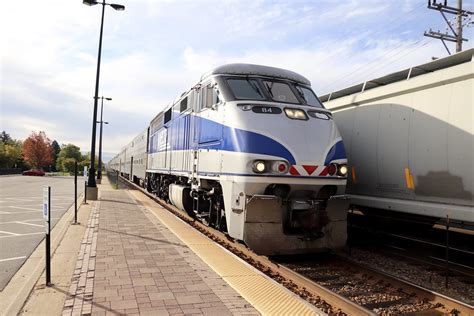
[56,144,82,172]
[1,131,13,144]
[0,131,24,168]
[79,153,98,171]
[51,140,61,172]
[62,158,79,174]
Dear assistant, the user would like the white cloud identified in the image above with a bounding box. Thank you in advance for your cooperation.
[1,0,472,156]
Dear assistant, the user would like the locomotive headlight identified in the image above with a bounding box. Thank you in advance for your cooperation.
[253,160,267,173]
[284,108,308,120]
[338,164,348,176]
[238,104,253,111]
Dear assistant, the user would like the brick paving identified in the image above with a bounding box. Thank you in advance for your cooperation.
[63,202,100,316]
[63,189,258,316]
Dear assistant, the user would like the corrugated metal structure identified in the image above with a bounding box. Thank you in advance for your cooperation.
[323,49,473,223]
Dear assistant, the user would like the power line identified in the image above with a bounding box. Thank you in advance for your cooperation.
[424,0,472,54]
[321,38,428,92]
[310,2,426,84]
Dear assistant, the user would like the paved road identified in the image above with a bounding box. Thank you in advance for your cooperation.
[0,175,84,290]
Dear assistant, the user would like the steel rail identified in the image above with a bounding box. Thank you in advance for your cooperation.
[340,256,474,315]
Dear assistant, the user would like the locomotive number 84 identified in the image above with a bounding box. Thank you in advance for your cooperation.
[109,63,349,255]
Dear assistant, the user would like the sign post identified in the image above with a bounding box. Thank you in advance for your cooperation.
[43,186,51,286]
[73,161,78,224]
[83,166,88,204]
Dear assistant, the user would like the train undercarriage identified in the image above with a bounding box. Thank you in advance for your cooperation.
[143,171,348,254]
[146,172,227,231]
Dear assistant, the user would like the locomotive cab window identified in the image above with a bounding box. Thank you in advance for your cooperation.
[263,81,299,104]
[226,78,266,100]
[200,85,219,110]
[296,86,324,108]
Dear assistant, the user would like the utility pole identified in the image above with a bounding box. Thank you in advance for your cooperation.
[456,0,463,53]
[424,0,472,55]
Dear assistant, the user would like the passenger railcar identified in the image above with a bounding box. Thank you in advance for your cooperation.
[110,63,349,255]
[322,49,473,226]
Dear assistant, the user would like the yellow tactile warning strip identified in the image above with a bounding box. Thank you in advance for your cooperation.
[227,275,319,316]
[129,191,323,316]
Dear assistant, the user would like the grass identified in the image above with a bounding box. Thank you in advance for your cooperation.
[45,172,73,177]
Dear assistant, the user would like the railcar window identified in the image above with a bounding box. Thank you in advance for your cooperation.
[200,87,207,110]
[227,79,266,100]
[263,81,299,103]
[164,108,172,123]
[180,97,188,112]
[205,86,213,107]
[295,86,324,108]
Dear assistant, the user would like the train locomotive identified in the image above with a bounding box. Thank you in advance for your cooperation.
[109,63,349,255]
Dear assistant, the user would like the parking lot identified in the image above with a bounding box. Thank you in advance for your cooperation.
[0,175,84,290]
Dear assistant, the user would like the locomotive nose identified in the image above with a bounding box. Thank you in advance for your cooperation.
[285,118,345,167]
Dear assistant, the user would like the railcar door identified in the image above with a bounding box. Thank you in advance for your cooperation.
[195,84,222,176]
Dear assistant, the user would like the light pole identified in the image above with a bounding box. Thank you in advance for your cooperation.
[83,0,124,199]
[96,96,111,184]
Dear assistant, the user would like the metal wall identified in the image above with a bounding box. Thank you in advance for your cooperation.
[324,53,473,222]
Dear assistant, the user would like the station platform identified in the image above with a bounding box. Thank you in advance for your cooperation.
[11,177,323,316]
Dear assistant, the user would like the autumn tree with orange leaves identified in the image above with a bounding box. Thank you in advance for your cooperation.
[23,131,54,169]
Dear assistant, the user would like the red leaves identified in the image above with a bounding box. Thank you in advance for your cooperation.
[22,131,54,169]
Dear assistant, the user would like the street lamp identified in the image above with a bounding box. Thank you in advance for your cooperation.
[96,96,111,184]
[83,0,124,199]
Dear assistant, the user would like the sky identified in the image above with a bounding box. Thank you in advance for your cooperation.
[1,0,473,161]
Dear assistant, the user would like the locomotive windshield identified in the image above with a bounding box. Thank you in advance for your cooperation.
[226,78,266,100]
[295,85,324,108]
[263,81,299,103]
[225,77,324,108]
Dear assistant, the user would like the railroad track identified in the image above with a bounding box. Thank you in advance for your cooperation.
[347,210,474,273]
[277,254,473,315]
[347,211,474,308]
[108,172,473,315]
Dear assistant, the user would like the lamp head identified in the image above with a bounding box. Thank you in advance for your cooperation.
[110,4,125,10]
[83,0,98,6]
[105,97,112,101]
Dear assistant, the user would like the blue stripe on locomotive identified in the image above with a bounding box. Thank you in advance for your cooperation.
[150,114,346,166]
[324,141,346,165]
[198,118,297,165]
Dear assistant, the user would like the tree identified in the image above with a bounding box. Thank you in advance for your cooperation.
[22,131,54,169]
[80,153,98,171]
[0,131,23,168]
[56,144,82,173]
[79,153,98,176]
[62,158,78,174]
[51,140,61,171]
[1,131,12,144]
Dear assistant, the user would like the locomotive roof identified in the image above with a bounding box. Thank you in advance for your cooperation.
[201,63,311,85]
